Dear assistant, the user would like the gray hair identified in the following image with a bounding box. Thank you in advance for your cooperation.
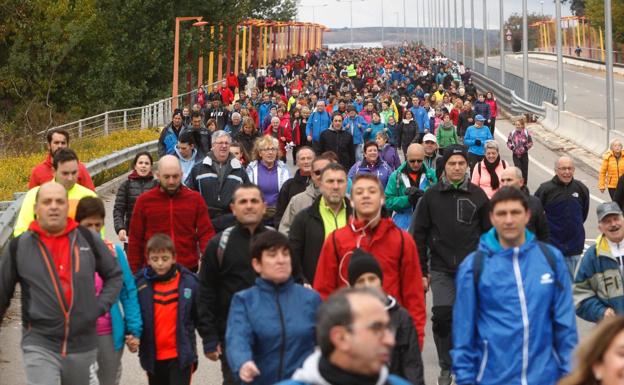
[211,130,231,144]
[484,140,499,152]
[231,112,242,120]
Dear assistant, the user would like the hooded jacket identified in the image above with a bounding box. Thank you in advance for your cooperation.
[436,122,459,149]
[599,150,624,190]
[113,171,158,234]
[158,122,184,157]
[0,220,122,356]
[574,234,624,322]
[276,350,411,385]
[226,277,321,385]
[307,110,331,142]
[313,217,426,348]
[128,185,215,272]
[452,229,577,385]
[29,154,95,190]
[535,176,589,257]
[411,176,491,275]
[347,158,393,189]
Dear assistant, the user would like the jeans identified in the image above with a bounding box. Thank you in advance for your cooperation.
[564,254,582,279]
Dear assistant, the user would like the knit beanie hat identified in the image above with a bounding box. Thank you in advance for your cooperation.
[441,144,468,168]
[348,248,383,286]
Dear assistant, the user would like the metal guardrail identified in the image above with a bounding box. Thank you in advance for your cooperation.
[0,140,158,251]
[530,50,624,68]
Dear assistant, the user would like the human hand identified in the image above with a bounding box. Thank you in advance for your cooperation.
[125,335,140,353]
[307,135,312,142]
[205,344,222,361]
[600,188,605,193]
[367,128,372,132]
[422,276,430,292]
[604,308,616,318]
[474,139,482,146]
[239,361,261,382]
[118,230,127,242]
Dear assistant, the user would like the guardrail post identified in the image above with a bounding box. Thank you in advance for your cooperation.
[123,110,128,130]
[104,112,109,135]
[78,119,84,138]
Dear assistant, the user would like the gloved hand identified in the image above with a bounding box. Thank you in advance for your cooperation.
[474,139,482,146]
[405,187,425,205]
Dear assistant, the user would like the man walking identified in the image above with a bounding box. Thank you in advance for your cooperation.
[535,156,589,277]
[319,113,355,170]
[410,144,490,385]
[452,187,577,385]
[0,182,122,385]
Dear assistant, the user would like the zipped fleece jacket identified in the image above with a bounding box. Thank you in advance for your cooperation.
[411,176,491,275]
[226,277,321,385]
[0,221,122,355]
[452,229,577,385]
[574,234,624,322]
[128,186,215,273]
[313,217,426,348]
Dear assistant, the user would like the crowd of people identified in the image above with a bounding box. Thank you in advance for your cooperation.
[2,43,624,385]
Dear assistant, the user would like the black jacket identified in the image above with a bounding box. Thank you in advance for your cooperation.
[289,196,352,284]
[181,125,212,155]
[457,110,475,137]
[388,296,425,385]
[196,224,271,353]
[319,128,355,170]
[411,177,490,275]
[525,190,550,242]
[613,175,624,210]
[113,173,158,234]
[398,120,419,154]
[275,170,311,226]
[235,131,260,157]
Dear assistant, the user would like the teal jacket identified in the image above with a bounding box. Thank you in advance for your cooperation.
[109,244,142,351]
[385,162,437,229]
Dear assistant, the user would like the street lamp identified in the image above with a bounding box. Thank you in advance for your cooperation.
[336,0,364,48]
[173,16,205,111]
[299,3,328,23]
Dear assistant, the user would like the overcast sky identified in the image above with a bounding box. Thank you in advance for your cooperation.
[296,0,574,30]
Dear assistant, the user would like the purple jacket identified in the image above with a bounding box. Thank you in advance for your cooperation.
[380,144,401,170]
[348,158,393,188]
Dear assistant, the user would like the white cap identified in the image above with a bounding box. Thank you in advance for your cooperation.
[423,133,437,143]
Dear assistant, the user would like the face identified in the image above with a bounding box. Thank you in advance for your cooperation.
[259,145,277,163]
[599,214,624,243]
[182,107,190,117]
[35,184,68,234]
[332,116,343,130]
[54,160,79,190]
[351,179,383,219]
[271,118,280,129]
[555,158,575,184]
[490,200,530,246]
[158,161,182,194]
[485,147,499,163]
[212,136,231,162]
[320,170,348,206]
[423,140,437,155]
[80,215,104,234]
[500,170,523,188]
[230,146,242,160]
[364,145,379,163]
[48,133,68,155]
[147,250,176,276]
[478,95,485,102]
[475,120,483,127]
[134,155,152,177]
[192,116,202,129]
[354,272,382,289]
[375,136,386,148]
[316,102,325,112]
[230,187,266,226]
[593,330,624,385]
[243,123,254,134]
[338,295,395,375]
[296,149,315,175]
[445,155,468,183]
[311,160,331,187]
[372,114,380,123]
[613,141,623,153]
[172,114,182,127]
[177,142,193,159]
[252,246,292,284]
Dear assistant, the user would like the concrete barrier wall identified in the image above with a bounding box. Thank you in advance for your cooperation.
[522,53,624,75]
[540,102,623,156]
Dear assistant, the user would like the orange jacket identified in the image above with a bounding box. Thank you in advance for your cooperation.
[599,151,624,189]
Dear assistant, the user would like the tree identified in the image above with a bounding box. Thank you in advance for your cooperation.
[505,13,552,52]
[562,0,586,16]
[585,0,624,45]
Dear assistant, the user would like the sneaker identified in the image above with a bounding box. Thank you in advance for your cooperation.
[437,370,453,385]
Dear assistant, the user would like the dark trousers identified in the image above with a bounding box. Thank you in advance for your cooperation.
[488,118,496,135]
[147,359,193,385]
[513,152,530,185]
[610,188,617,200]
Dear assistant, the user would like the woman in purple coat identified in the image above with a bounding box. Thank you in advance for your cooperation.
[376,132,401,171]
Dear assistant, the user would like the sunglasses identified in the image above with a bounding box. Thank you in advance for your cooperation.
[313,170,322,176]
[408,159,424,164]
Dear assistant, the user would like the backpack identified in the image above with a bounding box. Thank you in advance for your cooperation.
[472,241,562,293]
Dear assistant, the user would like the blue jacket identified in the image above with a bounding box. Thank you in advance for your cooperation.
[276,350,412,385]
[534,176,589,256]
[364,121,386,142]
[158,122,184,157]
[452,229,577,385]
[574,234,624,322]
[306,110,331,142]
[136,265,199,374]
[109,244,142,351]
[343,115,367,145]
[464,125,493,156]
[258,102,274,128]
[226,277,321,385]
[348,158,393,190]
[410,106,430,133]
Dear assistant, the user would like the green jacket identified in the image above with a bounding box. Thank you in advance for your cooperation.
[385,162,437,212]
[436,123,459,149]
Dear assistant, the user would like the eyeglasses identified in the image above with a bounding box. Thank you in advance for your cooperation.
[408,159,424,164]
[260,148,278,152]
[347,321,397,338]
[313,170,322,176]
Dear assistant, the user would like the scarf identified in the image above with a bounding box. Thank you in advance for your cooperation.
[318,355,386,385]
[484,155,501,190]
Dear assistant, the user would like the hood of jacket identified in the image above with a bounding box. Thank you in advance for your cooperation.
[291,350,390,385]
[477,227,536,256]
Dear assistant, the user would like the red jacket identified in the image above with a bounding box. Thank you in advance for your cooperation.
[29,154,95,190]
[218,86,234,106]
[313,217,426,349]
[226,73,239,89]
[128,186,215,273]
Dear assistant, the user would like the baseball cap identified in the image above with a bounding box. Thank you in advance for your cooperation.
[475,114,486,121]
[597,202,623,222]
[423,133,437,143]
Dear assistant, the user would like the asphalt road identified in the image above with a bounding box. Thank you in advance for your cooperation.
[477,54,624,129]
[0,118,607,384]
